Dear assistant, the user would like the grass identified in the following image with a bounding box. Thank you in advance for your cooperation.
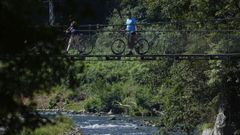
[20,116,73,135]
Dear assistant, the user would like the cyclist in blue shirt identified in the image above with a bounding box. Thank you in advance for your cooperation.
[125,12,137,55]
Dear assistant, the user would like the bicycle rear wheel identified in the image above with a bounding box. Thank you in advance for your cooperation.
[135,39,149,55]
[78,39,93,55]
[111,39,126,55]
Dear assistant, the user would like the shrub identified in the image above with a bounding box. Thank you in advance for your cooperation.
[84,97,103,113]
[19,116,72,135]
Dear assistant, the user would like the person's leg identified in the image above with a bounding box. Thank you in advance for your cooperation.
[66,36,73,51]
[131,32,136,47]
[127,33,134,55]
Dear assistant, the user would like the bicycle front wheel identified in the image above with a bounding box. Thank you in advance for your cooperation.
[111,39,126,55]
[135,39,149,55]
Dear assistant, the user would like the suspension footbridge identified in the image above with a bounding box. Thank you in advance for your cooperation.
[63,19,240,61]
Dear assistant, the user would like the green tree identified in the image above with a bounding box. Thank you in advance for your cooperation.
[0,0,77,134]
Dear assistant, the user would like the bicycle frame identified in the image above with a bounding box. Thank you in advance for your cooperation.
[114,30,141,47]
[111,30,150,55]
[65,31,94,55]
[118,30,159,47]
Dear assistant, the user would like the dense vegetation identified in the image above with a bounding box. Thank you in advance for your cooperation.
[19,116,73,135]
[1,0,240,134]
[0,0,76,134]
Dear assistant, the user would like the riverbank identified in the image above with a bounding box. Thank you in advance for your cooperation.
[63,127,81,135]
[19,115,79,135]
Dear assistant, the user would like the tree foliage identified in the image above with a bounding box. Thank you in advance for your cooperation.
[1,0,240,134]
[0,0,77,134]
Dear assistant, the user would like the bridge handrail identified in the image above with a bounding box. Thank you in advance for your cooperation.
[73,29,240,33]
[72,17,240,27]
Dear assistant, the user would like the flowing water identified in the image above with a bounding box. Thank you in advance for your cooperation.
[70,114,159,135]
[40,112,199,135]
[40,112,159,135]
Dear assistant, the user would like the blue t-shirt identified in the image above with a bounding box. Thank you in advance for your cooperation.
[126,18,136,33]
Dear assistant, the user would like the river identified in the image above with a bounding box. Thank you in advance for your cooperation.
[40,111,159,135]
[70,114,159,135]
[40,111,198,135]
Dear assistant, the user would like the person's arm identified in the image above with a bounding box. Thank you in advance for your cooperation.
[134,18,137,32]
[125,19,128,31]
[65,26,70,34]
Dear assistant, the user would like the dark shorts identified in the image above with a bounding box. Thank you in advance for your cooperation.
[128,32,136,49]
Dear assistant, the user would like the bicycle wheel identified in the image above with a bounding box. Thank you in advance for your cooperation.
[111,39,126,55]
[135,39,149,55]
[77,36,94,55]
[77,39,87,55]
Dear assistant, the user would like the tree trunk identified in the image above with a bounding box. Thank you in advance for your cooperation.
[202,129,213,135]
[213,106,226,135]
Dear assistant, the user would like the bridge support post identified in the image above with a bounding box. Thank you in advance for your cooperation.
[48,0,55,26]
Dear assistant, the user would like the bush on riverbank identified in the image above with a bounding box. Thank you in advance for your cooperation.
[19,116,73,135]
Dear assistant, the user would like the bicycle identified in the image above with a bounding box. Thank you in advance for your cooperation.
[146,31,162,54]
[111,30,150,55]
[65,32,93,55]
